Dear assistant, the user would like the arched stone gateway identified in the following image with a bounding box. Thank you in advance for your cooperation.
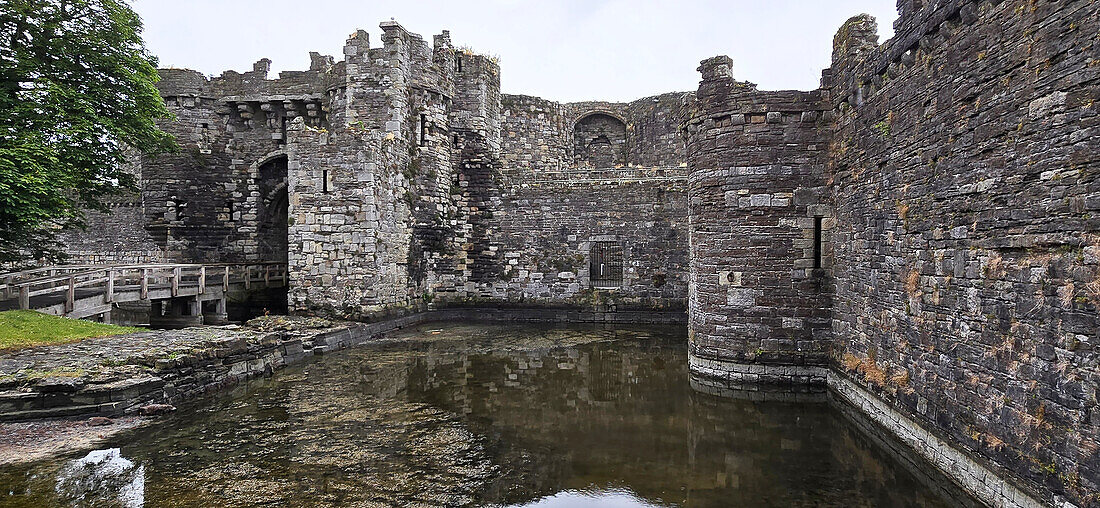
[257,155,288,263]
[573,113,626,168]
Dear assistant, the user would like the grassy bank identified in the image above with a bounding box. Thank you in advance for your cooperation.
[0,310,143,351]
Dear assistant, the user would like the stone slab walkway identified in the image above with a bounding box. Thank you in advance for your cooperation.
[0,316,341,422]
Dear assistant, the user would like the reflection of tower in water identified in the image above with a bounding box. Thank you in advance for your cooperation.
[407,349,473,416]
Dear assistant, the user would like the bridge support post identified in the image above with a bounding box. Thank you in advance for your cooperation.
[19,287,29,310]
[149,296,204,329]
[202,297,229,325]
[105,269,114,303]
[65,277,75,314]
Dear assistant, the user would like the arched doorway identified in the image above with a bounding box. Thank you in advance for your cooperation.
[257,156,288,263]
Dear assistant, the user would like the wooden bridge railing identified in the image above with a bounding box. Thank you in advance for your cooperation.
[0,262,287,313]
[0,265,98,292]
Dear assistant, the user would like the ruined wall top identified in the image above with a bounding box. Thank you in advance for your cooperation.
[151,21,498,106]
[831,14,879,64]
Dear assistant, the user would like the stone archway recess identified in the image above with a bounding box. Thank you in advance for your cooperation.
[573,112,627,168]
[256,154,289,263]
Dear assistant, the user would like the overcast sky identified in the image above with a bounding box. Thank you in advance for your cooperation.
[129,0,898,103]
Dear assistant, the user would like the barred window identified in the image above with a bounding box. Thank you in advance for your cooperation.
[589,241,623,288]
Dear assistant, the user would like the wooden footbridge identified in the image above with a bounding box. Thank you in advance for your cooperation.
[0,263,287,327]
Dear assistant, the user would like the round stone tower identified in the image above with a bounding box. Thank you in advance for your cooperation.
[683,56,834,387]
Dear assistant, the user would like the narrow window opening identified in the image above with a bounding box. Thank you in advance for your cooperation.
[589,241,624,288]
[322,169,330,193]
[456,56,463,73]
[813,216,823,269]
[453,134,460,145]
[419,114,428,146]
[169,198,187,222]
[226,200,234,216]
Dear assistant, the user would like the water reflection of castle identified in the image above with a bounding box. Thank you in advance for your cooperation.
[349,333,965,507]
[359,335,682,418]
[44,329,968,508]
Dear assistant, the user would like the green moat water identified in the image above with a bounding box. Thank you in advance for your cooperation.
[1,323,971,507]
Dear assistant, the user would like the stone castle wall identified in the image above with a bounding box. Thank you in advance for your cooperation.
[499,93,690,174]
[484,90,692,308]
[58,152,167,265]
[285,23,483,318]
[500,94,569,171]
[60,21,693,317]
[57,199,166,265]
[61,58,332,265]
[51,3,1100,505]
[825,1,1099,504]
[684,0,1099,505]
[277,21,693,318]
[684,56,834,376]
[447,176,689,309]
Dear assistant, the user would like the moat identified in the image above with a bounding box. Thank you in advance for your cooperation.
[1,323,974,507]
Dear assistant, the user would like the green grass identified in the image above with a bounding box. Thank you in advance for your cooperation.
[0,310,144,351]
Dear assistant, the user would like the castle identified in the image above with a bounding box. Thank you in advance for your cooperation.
[58,1,1099,506]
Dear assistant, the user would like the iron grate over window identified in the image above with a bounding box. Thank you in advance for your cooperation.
[589,241,624,288]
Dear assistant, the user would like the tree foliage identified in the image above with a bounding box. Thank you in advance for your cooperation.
[0,0,175,266]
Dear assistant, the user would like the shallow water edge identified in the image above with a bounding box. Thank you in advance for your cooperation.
[0,312,1025,506]
[0,320,986,507]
